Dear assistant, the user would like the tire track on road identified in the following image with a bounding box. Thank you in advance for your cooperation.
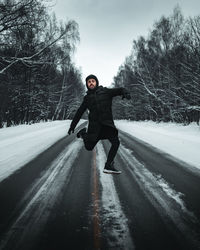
[92,149,101,250]
[116,138,200,250]
[96,142,135,250]
[118,129,200,219]
[0,123,87,236]
[0,140,83,250]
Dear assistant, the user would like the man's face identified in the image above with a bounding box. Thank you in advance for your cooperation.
[87,78,97,89]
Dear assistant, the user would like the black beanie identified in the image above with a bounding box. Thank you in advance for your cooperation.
[85,74,99,90]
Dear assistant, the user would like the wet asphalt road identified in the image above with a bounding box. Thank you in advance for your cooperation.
[0,124,200,250]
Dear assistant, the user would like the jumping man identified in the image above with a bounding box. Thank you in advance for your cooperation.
[68,74,131,174]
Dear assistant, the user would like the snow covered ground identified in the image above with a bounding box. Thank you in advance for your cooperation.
[115,120,200,170]
[0,120,85,182]
[0,119,199,182]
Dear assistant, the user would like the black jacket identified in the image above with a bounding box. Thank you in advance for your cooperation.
[70,86,128,141]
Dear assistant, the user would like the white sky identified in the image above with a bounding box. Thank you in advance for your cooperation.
[50,0,200,86]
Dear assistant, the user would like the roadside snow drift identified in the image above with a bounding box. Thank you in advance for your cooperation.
[115,120,200,170]
[0,120,85,182]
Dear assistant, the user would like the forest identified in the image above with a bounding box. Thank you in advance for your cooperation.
[0,0,85,127]
[0,2,199,127]
[112,6,200,125]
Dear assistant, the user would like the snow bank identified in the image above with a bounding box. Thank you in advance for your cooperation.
[0,120,85,182]
[0,119,199,182]
[115,120,200,170]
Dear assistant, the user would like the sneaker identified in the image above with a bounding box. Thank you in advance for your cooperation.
[77,128,87,138]
[103,161,121,174]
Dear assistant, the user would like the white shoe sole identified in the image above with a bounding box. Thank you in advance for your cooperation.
[103,169,121,174]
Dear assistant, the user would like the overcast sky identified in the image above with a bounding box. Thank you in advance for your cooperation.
[51,0,200,87]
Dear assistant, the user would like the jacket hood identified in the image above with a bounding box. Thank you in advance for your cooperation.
[85,74,99,91]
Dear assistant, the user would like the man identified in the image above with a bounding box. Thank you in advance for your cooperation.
[68,74,131,174]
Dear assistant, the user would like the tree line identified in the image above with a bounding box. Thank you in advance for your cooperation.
[0,0,85,127]
[112,6,200,125]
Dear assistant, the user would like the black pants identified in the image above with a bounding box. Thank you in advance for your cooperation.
[82,125,120,164]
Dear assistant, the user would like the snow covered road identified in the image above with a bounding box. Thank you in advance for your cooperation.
[0,120,199,184]
[0,123,200,250]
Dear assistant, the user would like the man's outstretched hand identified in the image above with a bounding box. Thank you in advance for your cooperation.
[122,89,131,100]
[68,127,74,135]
